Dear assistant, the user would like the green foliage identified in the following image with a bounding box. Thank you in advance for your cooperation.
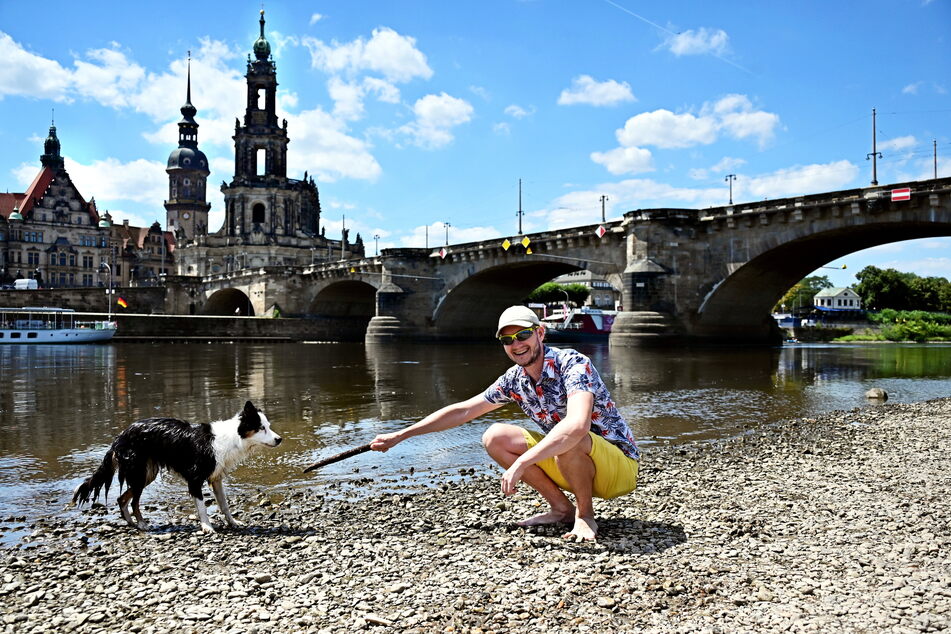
[526,282,590,305]
[854,266,951,312]
[866,309,951,341]
[773,275,833,312]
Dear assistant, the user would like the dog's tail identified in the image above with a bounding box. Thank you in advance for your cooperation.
[71,448,116,507]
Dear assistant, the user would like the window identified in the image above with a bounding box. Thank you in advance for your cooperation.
[252,203,265,224]
[83,256,93,269]
[256,148,266,176]
[256,87,265,109]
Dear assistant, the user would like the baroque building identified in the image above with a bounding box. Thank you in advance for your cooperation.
[0,123,173,289]
[173,10,362,278]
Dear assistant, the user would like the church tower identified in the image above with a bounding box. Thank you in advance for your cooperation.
[220,10,322,242]
[40,122,64,170]
[164,55,211,242]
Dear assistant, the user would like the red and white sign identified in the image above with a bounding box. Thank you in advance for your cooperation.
[891,188,912,202]
[595,225,606,238]
[439,247,447,259]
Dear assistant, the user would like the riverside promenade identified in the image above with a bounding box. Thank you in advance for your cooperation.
[1,398,949,632]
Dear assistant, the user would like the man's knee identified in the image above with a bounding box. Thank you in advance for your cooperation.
[481,423,524,453]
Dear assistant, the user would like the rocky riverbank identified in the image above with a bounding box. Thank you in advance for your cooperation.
[3,398,951,633]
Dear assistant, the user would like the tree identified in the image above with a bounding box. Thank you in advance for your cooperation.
[854,266,951,312]
[526,282,590,306]
[773,275,833,313]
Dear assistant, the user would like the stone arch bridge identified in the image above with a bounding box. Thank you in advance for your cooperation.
[164,177,951,344]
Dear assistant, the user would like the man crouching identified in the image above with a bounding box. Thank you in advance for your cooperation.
[370,305,640,541]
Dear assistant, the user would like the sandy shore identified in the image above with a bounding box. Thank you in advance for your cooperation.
[2,398,950,633]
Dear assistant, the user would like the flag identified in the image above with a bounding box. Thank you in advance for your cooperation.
[116,297,128,308]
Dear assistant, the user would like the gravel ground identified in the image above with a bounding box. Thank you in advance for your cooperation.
[2,398,950,633]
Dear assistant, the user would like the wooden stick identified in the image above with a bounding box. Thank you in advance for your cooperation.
[302,443,373,473]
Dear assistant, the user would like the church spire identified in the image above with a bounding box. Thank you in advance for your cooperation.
[253,9,271,60]
[180,52,197,122]
[40,119,63,169]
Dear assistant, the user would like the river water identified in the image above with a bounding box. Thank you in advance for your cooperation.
[1,341,949,537]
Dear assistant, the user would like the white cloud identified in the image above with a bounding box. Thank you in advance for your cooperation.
[363,77,400,103]
[663,27,730,57]
[590,146,654,175]
[878,255,951,279]
[285,108,382,182]
[398,93,473,149]
[706,94,780,148]
[0,32,73,100]
[504,104,534,119]
[302,27,432,83]
[469,85,490,101]
[399,222,502,248]
[327,77,365,120]
[557,75,635,107]
[493,122,511,135]
[742,160,859,199]
[902,81,922,95]
[689,156,746,180]
[309,14,324,26]
[879,135,916,152]
[617,109,717,149]
[593,94,779,175]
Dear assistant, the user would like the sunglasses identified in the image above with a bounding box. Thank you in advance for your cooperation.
[498,326,537,346]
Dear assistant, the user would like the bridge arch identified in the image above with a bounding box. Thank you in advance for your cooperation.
[433,260,580,338]
[693,212,951,339]
[203,288,255,316]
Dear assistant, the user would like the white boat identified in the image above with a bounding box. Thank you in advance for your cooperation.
[0,307,116,343]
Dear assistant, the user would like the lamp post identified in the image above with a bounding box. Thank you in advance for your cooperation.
[725,174,737,205]
[443,221,451,246]
[373,234,380,256]
[100,262,112,321]
[600,194,608,223]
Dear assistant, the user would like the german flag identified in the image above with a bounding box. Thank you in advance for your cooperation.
[117,297,128,308]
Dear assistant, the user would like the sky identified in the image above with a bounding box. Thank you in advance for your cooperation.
[0,0,949,288]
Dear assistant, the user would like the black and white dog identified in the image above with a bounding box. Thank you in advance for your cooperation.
[72,401,282,533]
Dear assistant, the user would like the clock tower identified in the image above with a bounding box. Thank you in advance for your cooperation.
[165,55,211,243]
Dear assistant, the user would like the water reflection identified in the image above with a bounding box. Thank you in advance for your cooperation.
[0,342,949,526]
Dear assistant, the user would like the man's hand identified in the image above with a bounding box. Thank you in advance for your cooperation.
[501,461,527,496]
[370,432,401,452]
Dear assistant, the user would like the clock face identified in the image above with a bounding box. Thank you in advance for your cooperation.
[182,212,190,219]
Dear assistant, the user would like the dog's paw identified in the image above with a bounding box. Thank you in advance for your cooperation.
[226,519,245,529]
[200,523,217,534]
[136,521,149,531]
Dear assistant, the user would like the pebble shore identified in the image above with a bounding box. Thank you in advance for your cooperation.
[2,398,950,633]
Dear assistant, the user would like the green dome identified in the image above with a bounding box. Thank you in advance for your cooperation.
[253,10,270,60]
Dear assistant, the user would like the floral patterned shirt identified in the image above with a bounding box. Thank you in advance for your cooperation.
[482,345,640,460]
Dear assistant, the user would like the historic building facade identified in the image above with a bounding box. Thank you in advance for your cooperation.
[173,10,362,278]
[0,124,172,289]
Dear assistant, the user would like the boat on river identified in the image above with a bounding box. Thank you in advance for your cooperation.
[0,307,116,343]
[541,307,617,342]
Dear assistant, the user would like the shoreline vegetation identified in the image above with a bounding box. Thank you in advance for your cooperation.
[788,310,951,343]
[2,398,950,632]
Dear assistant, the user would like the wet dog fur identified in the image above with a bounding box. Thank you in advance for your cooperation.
[72,401,281,533]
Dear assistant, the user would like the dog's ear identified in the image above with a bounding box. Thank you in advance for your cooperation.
[238,401,262,437]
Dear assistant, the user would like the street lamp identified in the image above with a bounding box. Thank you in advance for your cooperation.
[443,221,451,246]
[725,174,737,205]
[100,262,113,321]
[373,234,380,256]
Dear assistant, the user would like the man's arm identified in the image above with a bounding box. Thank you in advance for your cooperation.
[370,394,503,452]
[500,390,593,495]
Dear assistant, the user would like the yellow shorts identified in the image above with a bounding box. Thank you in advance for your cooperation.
[521,429,638,499]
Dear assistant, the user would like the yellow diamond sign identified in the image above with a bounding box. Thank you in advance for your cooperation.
[502,239,511,250]
[520,236,531,248]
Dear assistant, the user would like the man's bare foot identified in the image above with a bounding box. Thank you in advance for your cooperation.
[516,509,574,527]
[562,516,598,542]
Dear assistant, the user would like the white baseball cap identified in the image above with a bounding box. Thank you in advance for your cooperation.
[495,305,541,338]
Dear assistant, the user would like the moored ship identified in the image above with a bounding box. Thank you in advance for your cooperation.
[0,307,116,343]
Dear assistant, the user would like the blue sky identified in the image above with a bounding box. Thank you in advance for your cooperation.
[1,0,948,288]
